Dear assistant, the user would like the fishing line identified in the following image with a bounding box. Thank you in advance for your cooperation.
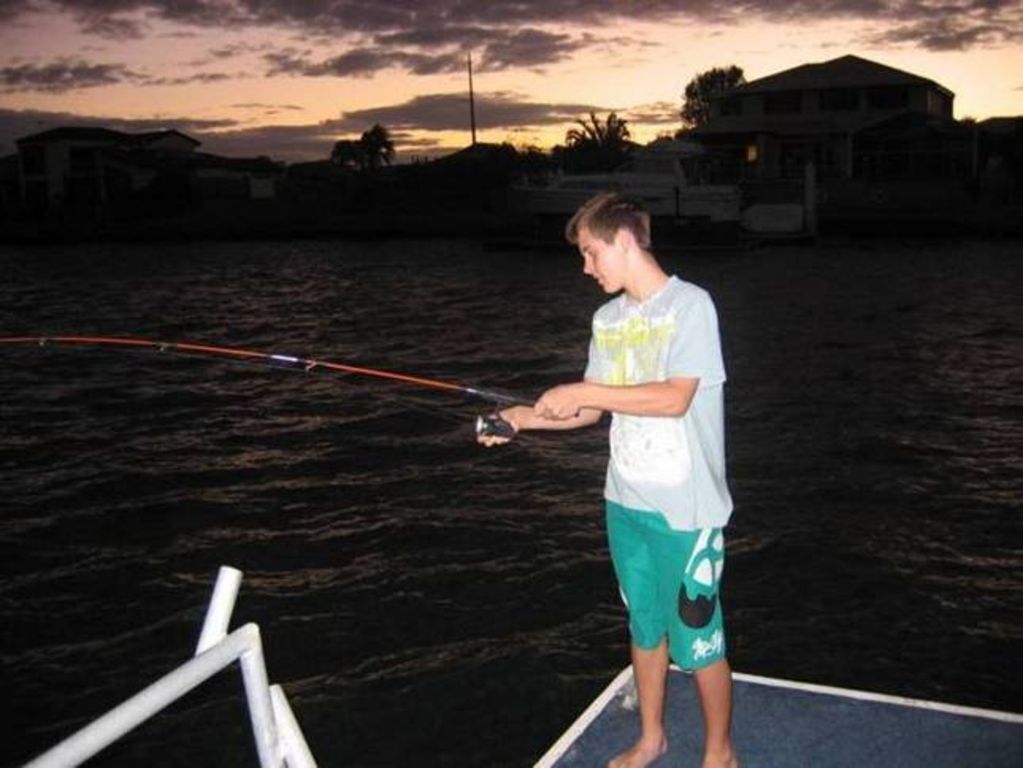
[0,335,527,437]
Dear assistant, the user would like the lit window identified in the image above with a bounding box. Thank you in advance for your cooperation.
[745,145,759,163]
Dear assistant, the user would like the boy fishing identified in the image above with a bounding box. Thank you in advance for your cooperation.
[479,192,737,768]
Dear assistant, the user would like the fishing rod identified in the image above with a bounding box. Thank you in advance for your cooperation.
[0,335,523,437]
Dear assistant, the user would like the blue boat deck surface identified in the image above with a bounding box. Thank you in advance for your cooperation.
[537,668,1023,767]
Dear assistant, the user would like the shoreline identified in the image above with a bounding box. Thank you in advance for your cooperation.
[1,203,1021,246]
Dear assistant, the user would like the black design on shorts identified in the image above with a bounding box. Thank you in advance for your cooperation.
[678,586,717,628]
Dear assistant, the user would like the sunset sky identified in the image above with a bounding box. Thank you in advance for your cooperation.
[1,1,1021,162]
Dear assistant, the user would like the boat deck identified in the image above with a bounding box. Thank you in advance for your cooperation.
[537,668,1023,767]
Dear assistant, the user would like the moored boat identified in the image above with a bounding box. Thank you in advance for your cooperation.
[511,140,741,223]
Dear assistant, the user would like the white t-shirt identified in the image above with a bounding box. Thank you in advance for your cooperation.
[584,275,733,530]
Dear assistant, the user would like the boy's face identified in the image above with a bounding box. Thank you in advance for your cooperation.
[578,225,627,294]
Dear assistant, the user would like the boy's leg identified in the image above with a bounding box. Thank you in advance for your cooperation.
[664,526,737,767]
[608,639,670,768]
[605,502,672,768]
[694,658,737,768]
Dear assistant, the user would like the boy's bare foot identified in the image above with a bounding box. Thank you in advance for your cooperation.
[700,750,738,768]
[607,737,667,768]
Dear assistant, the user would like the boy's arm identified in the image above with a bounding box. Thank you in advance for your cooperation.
[535,378,699,420]
[476,399,603,447]
[502,403,603,431]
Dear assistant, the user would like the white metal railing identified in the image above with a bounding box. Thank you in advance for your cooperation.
[24,566,317,768]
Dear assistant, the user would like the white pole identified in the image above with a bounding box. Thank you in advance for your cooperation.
[239,627,284,768]
[26,624,264,768]
[23,566,314,768]
[196,565,242,654]
[271,685,318,768]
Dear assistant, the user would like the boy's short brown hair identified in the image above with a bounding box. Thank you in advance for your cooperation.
[564,192,651,249]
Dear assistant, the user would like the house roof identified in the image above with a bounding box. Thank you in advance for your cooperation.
[856,111,972,139]
[17,126,129,144]
[104,148,281,174]
[978,116,1023,135]
[126,130,201,147]
[693,115,873,138]
[692,109,969,140]
[16,126,201,147]
[434,142,515,164]
[730,55,953,98]
[187,152,279,173]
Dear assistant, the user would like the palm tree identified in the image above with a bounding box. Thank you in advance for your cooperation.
[359,124,395,170]
[561,111,632,172]
[566,111,631,149]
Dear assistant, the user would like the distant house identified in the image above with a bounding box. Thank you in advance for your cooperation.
[14,126,280,209]
[975,116,1023,201]
[0,153,19,213]
[693,55,971,181]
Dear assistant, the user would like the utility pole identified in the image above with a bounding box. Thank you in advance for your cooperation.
[468,52,477,146]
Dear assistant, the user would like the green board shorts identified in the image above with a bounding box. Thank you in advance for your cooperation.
[606,499,726,671]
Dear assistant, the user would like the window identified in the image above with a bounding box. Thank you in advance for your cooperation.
[820,88,859,112]
[927,90,952,118]
[70,147,95,174]
[21,145,45,175]
[24,179,49,207]
[867,87,909,110]
[720,97,743,116]
[764,91,802,114]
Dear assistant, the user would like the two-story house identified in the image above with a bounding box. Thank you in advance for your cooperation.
[693,54,970,181]
[17,127,200,208]
[15,127,280,210]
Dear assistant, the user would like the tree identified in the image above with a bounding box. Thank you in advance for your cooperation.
[359,123,395,170]
[331,124,395,171]
[560,111,632,172]
[680,65,745,130]
[330,139,364,169]
[566,111,631,149]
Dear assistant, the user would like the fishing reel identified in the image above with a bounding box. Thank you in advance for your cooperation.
[475,413,516,440]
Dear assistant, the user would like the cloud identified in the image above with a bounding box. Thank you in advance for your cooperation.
[146,71,237,86]
[0,104,459,162]
[187,41,274,67]
[261,26,588,79]
[476,28,585,70]
[4,0,1017,55]
[869,0,1022,50]
[2,0,1016,101]
[867,16,1013,50]
[325,92,669,137]
[231,102,305,111]
[265,47,465,78]
[0,56,244,92]
[196,122,340,161]
[325,91,612,134]
[79,11,146,39]
[0,58,146,93]
[0,86,626,160]
[625,101,684,126]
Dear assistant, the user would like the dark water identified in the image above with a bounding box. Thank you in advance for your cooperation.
[1,237,1020,767]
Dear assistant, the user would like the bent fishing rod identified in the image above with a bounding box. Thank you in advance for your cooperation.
[0,335,523,437]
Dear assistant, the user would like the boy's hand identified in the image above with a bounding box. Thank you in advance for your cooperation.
[476,407,522,447]
[534,383,587,420]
